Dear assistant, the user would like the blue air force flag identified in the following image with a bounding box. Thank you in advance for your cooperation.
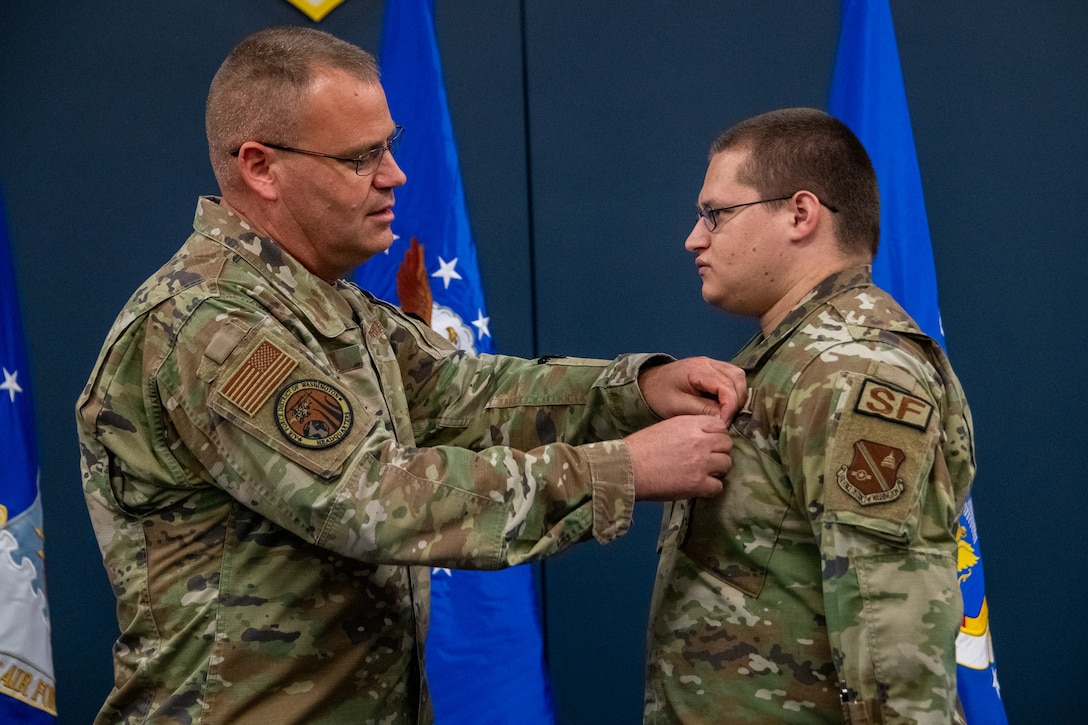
[0,187,57,723]
[828,2,1007,722]
[353,1,554,723]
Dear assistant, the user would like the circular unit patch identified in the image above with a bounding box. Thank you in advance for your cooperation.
[275,379,353,449]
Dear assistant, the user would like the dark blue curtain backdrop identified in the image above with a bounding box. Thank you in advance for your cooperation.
[1,2,1084,722]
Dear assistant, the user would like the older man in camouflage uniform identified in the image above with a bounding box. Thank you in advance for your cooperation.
[76,27,745,725]
[644,108,975,724]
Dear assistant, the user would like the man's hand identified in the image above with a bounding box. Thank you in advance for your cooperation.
[625,415,733,500]
[639,357,747,424]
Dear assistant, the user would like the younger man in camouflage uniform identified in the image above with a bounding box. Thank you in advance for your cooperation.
[75,27,745,725]
[644,108,975,724]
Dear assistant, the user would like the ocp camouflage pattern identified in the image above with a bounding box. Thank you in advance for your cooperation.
[76,197,665,724]
[645,266,974,724]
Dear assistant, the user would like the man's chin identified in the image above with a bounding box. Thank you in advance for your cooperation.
[376,230,397,254]
[365,226,396,253]
[701,289,736,314]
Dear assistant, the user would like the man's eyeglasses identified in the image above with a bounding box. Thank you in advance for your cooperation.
[696,193,839,232]
[230,125,404,177]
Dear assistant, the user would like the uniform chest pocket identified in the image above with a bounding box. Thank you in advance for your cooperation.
[681,412,795,598]
[327,342,396,418]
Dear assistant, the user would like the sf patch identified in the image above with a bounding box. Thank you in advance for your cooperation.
[836,439,905,505]
[275,379,353,449]
[854,378,933,431]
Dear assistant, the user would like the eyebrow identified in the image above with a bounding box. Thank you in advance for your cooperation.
[345,126,399,157]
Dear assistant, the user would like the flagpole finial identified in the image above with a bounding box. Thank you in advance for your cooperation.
[284,0,349,23]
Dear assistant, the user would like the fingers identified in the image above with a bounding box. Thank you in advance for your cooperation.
[699,425,733,484]
[627,414,735,501]
[694,474,725,498]
[639,357,748,421]
[722,367,749,421]
[694,358,747,422]
[688,416,733,497]
[706,448,733,475]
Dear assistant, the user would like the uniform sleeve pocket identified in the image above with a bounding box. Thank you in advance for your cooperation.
[852,551,960,689]
[208,333,377,480]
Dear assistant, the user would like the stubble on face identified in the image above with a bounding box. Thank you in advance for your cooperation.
[277,69,406,281]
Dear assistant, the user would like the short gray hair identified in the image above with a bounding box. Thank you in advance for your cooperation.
[206,26,380,188]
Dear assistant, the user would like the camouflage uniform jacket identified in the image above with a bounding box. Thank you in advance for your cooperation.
[76,197,664,725]
[645,266,975,724]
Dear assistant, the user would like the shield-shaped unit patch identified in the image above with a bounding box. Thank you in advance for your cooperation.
[836,439,906,505]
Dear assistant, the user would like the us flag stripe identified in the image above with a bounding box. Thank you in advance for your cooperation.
[221,339,297,415]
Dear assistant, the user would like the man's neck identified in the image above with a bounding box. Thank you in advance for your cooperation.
[758,256,868,335]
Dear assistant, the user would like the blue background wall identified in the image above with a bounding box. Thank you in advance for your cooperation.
[1,1,1085,722]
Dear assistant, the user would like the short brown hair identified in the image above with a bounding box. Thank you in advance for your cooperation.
[711,107,880,256]
[206,26,380,188]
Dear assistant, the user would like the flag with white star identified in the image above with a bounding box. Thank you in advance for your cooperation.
[829,2,1006,721]
[353,1,492,359]
[0,184,57,723]
[353,2,553,723]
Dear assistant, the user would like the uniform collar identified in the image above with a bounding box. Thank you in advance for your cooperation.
[732,265,874,371]
[192,196,351,338]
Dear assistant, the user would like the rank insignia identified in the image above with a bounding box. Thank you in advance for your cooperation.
[836,439,905,505]
[274,379,353,449]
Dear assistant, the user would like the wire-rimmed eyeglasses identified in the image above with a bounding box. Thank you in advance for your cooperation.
[696,193,839,232]
[229,125,403,177]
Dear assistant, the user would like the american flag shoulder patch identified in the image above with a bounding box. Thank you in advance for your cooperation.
[221,338,297,416]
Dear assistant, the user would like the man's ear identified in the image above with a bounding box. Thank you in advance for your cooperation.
[234,142,279,201]
[787,190,823,240]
